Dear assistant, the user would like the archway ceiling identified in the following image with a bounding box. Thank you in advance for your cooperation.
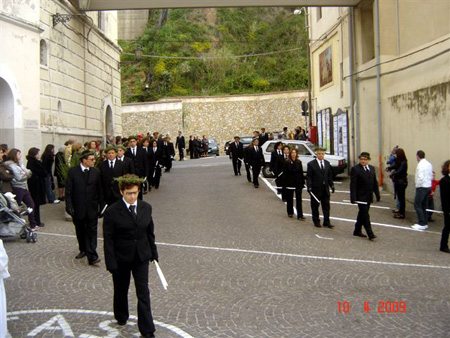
[77,0,361,11]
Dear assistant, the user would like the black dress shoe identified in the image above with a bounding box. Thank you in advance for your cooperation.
[314,223,322,228]
[368,235,377,241]
[89,258,101,265]
[353,232,367,238]
[143,334,155,338]
[288,214,293,218]
[254,185,259,188]
[297,216,306,220]
[75,252,86,259]
[440,248,450,253]
[117,320,127,326]
[323,224,335,229]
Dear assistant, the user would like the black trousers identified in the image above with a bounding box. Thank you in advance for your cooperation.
[395,182,407,215]
[285,187,303,217]
[252,165,261,186]
[113,260,155,337]
[244,163,251,182]
[73,217,98,262]
[440,211,450,250]
[178,147,184,161]
[232,157,242,175]
[354,203,375,237]
[165,158,173,170]
[310,190,330,225]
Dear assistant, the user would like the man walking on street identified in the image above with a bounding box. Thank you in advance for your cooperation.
[411,150,433,231]
[229,136,244,176]
[175,131,185,161]
[350,152,380,241]
[248,138,265,188]
[306,147,335,228]
[65,150,104,265]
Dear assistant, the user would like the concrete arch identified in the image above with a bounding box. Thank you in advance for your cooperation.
[102,96,114,142]
[0,64,24,150]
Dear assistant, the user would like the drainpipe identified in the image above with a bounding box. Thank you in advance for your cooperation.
[305,8,312,127]
[374,0,383,186]
[352,9,360,160]
[347,8,355,168]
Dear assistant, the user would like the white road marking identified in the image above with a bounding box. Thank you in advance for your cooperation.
[315,234,334,240]
[6,309,194,338]
[260,176,441,235]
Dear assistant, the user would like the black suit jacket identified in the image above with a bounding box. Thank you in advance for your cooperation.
[248,146,265,168]
[229,142,244,159]
[103,199,158,271]
[259,133,269,145]
[65,165,103,219]
[162,142,175,159]
[350,164,380,203]
[176,136,185,149]
[117,156,134,174]
[283,160,305,188]
[440,175,450,213]
[98,159,127,204]
[270,150,285,175]
[125,146,147,178]
[306,159,334,197]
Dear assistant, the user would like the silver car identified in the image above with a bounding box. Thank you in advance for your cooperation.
[261,140,347,178]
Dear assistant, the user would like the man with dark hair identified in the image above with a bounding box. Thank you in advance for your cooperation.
[65,150,104,265]
[99,146,127,206]
[175,131,185,161]
[0,144,8,162]
[350,152,380,240]
[116,145,134,174]
[248,138,265,188]
[411,150,433,231]
[229,136,244,176]
[161,136,175,172]
[125,136,147,199]
[103,174,158,338]
[306,147,335,228]
[259,128,269,146]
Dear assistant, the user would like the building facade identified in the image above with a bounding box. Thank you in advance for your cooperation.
[0,0,122,153]
[308,0,450,189]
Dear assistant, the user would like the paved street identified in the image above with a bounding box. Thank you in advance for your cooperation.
[3,156,450,337]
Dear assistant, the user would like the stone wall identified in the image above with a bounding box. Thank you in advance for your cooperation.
[122,91,308,148]
[117,10,149,41]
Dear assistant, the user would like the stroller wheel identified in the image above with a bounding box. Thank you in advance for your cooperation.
[32,232,37,243]
[20,232,27,239]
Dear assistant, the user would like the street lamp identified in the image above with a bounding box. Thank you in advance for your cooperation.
[135,46,143,61]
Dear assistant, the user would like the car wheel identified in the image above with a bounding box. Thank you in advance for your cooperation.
[262,164,274,178]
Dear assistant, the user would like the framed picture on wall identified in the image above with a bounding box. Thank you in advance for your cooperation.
[319,45,333,88]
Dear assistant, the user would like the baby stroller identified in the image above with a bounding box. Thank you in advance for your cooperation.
[0,192,36,243]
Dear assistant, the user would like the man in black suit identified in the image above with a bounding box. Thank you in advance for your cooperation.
[103,174,158,338]
[270,142,285,196]
[116,145,134,174]
[148,139,162,189]
[65,150,104,265]
[306,147,335,228]
[229,136,244,176]
[125,136,148,199]
[259,128,269,146]
[243,145,252,183]
[248,138,265,188]
[161,136,175,172]
[350,152,380,241]
[175,131,185,161]
[99,146,127,206]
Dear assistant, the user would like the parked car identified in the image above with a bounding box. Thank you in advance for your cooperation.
[208,138,220,156]
[224,136,254,156]
[260,140,347,178]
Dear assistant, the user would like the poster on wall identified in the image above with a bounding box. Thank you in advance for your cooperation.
[317,108,332,153]
[319,45,333,88]
[332,109,349,162]
[317,111,323,147]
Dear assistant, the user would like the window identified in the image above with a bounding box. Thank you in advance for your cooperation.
[40,39,48,67]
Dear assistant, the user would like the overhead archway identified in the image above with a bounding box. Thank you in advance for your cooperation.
[0,77,15,148]
[105,105,114,137]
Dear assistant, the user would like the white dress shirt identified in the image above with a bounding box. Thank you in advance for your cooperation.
[415,158,433,188]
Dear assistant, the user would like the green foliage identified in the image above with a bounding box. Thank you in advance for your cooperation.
[120,8,309,103]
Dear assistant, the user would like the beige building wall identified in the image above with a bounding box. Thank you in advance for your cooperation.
[0,0,41,152]
[309,0,450,199]
[117,10,149,41]
[122,91,308,148]
[39,0,123,148]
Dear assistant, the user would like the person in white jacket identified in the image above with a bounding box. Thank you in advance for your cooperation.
[0,239,10,338]
[411,150,433,231]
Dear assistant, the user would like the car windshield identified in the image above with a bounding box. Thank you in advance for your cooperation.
[208,139,217,146]
[265,142,313,156]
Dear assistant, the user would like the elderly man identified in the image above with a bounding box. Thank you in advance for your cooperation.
[411,150,433,231]
[350,152,380,241]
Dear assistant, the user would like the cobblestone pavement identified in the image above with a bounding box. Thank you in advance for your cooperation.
[3,156,450,337]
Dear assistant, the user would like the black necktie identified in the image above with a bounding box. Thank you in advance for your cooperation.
[320,162,324,170]
[84,169,89,173]
[132,148,135,156]
[129,205,137,221]
[109,161,113,169]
